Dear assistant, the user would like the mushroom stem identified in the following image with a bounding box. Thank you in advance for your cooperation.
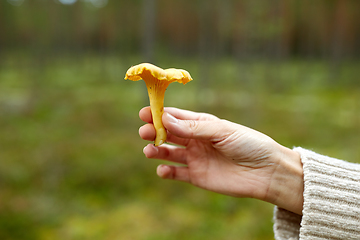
[145,77,171,146]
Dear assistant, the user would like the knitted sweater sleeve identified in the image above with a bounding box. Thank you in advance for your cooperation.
[273,147,360,240]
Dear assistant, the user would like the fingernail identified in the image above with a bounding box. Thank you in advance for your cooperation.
[157,165,170,179]
[165,112,178,124]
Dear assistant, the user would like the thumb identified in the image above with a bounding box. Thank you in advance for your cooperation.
[162,112,235,142]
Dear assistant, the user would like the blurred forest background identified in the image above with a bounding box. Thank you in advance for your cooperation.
[0,0,359,239]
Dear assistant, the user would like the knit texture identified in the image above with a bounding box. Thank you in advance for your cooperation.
[274,147,360,240]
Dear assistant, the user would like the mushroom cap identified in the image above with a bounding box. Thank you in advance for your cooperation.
[124,63,192,85]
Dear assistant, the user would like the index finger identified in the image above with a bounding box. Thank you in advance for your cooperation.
[164,107,219,121]
[139,106,218,124]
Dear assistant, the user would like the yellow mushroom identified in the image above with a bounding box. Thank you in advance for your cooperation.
[124,63,193,146]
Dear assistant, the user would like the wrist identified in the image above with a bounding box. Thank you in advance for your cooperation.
[266,145,304,215]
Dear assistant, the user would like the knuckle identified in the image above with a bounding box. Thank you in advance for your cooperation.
[186,119,200,131]
[181,119,201,138]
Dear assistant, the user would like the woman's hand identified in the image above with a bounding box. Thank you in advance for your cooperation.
[139,107,304,215]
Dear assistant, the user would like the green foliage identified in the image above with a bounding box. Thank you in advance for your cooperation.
[0,53,359,239]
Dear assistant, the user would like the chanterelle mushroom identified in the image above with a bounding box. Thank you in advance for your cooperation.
[124,63,192,146]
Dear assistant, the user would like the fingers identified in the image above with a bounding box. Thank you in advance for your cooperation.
[166,132,191,147]
[164,107,219,121]
[140,111,236,144]
[139,123,155,141]
[143,143,187,164]
[139,106,218,124]
[162,112,236,142]
[139,107,153,123]
[157,164,190,182]
[139,123,190,146]
[144,144,191,182]
[139,106,221,145]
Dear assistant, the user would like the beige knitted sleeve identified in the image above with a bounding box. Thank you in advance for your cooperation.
[273,147,360,240]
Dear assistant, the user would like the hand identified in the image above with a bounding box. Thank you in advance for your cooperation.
[139,107,304,215]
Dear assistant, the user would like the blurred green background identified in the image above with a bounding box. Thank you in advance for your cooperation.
[0,0,359,239]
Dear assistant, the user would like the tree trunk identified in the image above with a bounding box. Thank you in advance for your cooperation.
[142,0,157,63]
